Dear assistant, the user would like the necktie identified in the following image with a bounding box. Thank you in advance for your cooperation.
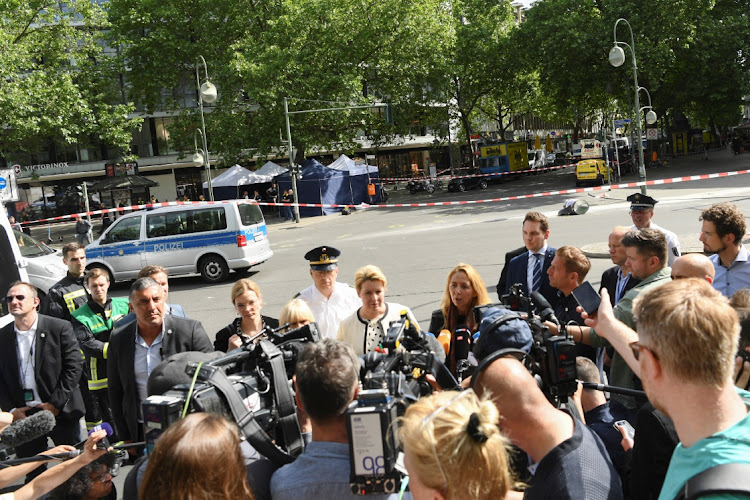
[532,254,543,292]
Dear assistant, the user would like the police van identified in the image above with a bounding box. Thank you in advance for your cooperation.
[85,200,272,283]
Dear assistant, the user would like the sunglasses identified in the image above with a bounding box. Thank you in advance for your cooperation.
[4,295,26,303]
[629,341,658,361]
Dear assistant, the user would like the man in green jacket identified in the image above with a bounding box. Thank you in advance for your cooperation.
[72,267,130,435]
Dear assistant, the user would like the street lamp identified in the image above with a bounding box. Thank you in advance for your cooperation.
[196,55,216,201]
[609,18,648,195]
[638,87,658,125]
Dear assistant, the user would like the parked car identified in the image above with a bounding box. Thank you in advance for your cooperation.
[447,169,488,192]
[575,159,614,187]
[12,229,67,299]
[407,174,442,194]
[86,200,272,283]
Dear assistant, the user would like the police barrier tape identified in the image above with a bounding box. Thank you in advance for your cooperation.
[19,167,750,226]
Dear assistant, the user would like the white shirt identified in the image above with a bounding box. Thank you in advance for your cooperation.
[134,324,165,420]
[14,317,41,406]
[526,243,549,292]
[297,282,361,339]
[630,222,681,266]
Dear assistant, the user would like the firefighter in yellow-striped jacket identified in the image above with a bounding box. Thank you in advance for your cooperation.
[72,267,130,436]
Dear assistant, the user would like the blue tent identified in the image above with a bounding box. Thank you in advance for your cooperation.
[275,159,380,218]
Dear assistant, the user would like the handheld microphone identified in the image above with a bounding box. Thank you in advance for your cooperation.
[437,330,451,355]
[88,422,113,449]
[0,410,55,448]
[453,328,472,361]
[530,291,559,326]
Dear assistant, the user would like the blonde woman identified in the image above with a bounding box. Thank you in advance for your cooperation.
[279,298,315,331]
[214,278,279,351]
[398,390,514,500]
[337,265,419,355]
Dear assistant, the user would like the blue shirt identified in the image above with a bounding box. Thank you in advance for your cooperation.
[711,245,750,298]
[658,388,750,500]
[134,324,164,420]
[270,441,406,500]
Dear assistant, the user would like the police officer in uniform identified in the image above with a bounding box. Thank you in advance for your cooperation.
[627,193,681,266]
[295,246,361,340]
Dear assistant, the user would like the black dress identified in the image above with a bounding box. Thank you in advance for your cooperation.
[214,315,279,352]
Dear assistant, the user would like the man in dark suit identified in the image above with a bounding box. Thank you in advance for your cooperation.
[496,246,526,301]
[600,226,641,306]
[0,281,84,480]
[107,277,213,445]
[503,211,558,310]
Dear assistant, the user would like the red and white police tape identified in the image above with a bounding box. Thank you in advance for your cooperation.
[18,167,750,226]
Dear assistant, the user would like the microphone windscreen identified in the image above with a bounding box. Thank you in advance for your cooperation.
[88,422,113,437]
[0,410,55,447]
[423,333,446,363]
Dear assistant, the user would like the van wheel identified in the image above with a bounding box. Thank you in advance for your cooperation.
[200,255,229,283]
[458,183,466,192]
[596,174,604,185]
[479,179,488,189]
[87,265,113,284]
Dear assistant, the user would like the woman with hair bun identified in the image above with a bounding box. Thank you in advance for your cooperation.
[398,390,514,500]
[139,413,254,500]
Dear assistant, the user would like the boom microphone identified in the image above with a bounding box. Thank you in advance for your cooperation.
[530,291,559,326]
[0,410,55,448]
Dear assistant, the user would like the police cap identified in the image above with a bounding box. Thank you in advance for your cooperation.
[304,246,340,271]
[627,193,658,210]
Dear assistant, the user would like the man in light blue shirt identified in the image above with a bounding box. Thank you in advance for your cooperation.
[270,339,406,500]
[584,278,750,500]
[700,202,750,298]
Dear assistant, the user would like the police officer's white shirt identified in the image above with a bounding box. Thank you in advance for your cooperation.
[297,282,361,339]
[630,222,681,266]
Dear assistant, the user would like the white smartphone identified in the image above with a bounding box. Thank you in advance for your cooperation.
[613,419,635,440]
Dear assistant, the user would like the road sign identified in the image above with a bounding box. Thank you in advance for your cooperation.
[614,119,631,127]
[646,128,658,140]
[0,169,19,202]
[0,177,5,190]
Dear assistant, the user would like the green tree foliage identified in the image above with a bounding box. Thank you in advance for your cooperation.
[0,0,139,156]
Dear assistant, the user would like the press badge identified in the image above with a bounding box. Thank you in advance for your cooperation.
[23,389,34,403]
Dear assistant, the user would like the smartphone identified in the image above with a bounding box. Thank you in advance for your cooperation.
[613,419,635,440]
[571,281,602,316]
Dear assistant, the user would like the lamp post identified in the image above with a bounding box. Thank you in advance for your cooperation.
[609,18,648,195]
[638,87,658,125]
[195,55,217,201]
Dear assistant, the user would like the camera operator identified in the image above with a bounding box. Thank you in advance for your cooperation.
[551,229,671,417]
[583,278,750,499]
[473,356,622,499]
[270,339,404,500]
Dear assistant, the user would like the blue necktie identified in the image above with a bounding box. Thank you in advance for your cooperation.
[532,254,543,292]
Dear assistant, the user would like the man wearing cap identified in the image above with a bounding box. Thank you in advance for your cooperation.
[627,193,680,266]
[295,246,361,340]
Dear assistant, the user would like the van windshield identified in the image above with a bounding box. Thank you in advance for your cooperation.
[238,203,264,226]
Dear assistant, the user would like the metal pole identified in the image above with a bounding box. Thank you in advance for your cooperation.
[197,57,214,201]
[447,101,454,175]
[284,97,300,223]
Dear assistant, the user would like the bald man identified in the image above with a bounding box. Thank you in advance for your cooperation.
[670,254,715,283]
[474,357,622,499]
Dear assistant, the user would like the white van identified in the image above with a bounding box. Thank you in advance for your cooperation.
[85,200,273,283]
[0,211,29,322]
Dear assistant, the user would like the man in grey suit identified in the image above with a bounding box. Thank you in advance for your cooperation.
[107,277,213,445]
[0,281,85,480]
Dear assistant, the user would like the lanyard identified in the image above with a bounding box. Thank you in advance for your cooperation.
[16,333,36,384]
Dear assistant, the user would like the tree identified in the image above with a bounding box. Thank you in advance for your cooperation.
[0,0,139,158]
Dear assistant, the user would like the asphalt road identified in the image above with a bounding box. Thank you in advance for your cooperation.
[91,147,749,339]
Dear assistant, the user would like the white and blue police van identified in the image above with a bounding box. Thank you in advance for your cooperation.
[85,200,272,283]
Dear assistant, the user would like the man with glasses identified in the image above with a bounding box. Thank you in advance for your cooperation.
[0,281,85,480]
[699,202,750,297]
[583,278,750,500]
[270,339,401,499]
[627,193,680,266]
[295,246,361,339]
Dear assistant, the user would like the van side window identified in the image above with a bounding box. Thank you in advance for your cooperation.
[238,204,264,226]
[147,212,188,238]
[188,208,226,233]
[105,216,141,243]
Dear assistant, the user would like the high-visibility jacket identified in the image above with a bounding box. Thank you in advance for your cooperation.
[72,297,130,391]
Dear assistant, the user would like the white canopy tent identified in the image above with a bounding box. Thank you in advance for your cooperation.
[327,154,378,176]
[203,164,270,189]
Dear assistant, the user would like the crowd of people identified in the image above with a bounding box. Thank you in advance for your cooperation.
[2,193,750,499]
